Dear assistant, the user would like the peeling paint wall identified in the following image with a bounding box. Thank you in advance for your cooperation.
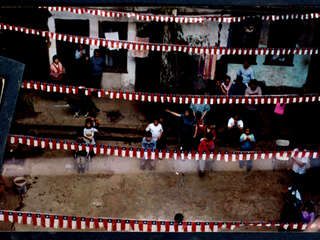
[181,21,310,87]
[227,55,310,87]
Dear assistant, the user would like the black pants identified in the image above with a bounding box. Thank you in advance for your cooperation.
[180,130,194,151]
[291,171,304,192]
[91,73,102,89]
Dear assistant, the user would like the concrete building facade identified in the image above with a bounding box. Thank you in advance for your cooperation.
[46,7,318,90]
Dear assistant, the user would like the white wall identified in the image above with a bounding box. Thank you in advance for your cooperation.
[46,11,136,89]
[101,22,136,91]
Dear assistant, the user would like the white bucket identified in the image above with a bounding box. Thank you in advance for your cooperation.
[14,177,27,194]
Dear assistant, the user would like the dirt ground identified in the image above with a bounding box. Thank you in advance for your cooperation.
[1,150,320,232]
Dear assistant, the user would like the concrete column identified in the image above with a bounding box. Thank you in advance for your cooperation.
[89,18,99,57]
[47,16,56,64]
[124,22,137,86]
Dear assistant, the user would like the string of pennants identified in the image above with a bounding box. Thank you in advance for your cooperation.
[40,6,320,23]
[0,210,317,232]
[21,80,320,105]
[0,22,318,55]
[7,134,319,161]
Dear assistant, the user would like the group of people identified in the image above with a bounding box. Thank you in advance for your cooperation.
[49,44,106,89]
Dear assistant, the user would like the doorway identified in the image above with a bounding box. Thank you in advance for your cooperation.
[55,19,90,82]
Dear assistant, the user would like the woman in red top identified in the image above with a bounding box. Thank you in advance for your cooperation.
[50,55,65,82]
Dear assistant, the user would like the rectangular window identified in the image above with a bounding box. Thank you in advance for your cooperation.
[99,21,128,73]
[264,20,300,66]
[227,18,262,64]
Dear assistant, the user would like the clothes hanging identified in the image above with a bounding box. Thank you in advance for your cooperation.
[198,54,217,80]
[131,36,150,58]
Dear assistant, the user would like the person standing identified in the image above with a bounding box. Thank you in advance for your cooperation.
[165,108,197,151]
[90,49,106,89]
[239,128,255,171]
[50,55,65,82]
[286,148,309,201]
[146,118,163,148]
[141,132,157,170]
[236,61,255,86]
[75,44,87,63]
[197,133,214,177]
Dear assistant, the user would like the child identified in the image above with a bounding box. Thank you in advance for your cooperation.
[197,133,214,176]
[83,118,98,144]
[239,128,255,171]
[90,112,101,128]
[141,131,157,170]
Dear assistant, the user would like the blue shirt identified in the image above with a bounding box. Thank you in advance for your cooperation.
[181,114,196,133]
[240,133,255,149]
[190,103,210,116]
[229,83,247,96]
[237,66,255,84]
[142,138,157,150]
[90,56,106,75]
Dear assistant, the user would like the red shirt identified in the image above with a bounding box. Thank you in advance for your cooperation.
[198,139,214,153]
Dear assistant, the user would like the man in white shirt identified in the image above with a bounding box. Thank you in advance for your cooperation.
[146,118,164,159]
[226,114,244,144]
[146,119,163,144]
[286,148,309,200]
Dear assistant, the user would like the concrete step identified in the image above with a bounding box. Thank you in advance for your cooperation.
[10,123,180,145]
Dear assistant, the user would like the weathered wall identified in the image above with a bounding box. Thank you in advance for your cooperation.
[101,22,136,91]
[47,9,311,88]
[47,11,136,89]
[227,55,310,87]
[181,20,309,87]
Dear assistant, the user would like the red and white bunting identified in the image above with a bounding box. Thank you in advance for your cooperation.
[6,134,319,161]
[0,22,318,55]
[40,6,320,24]
[20,80,320,105]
